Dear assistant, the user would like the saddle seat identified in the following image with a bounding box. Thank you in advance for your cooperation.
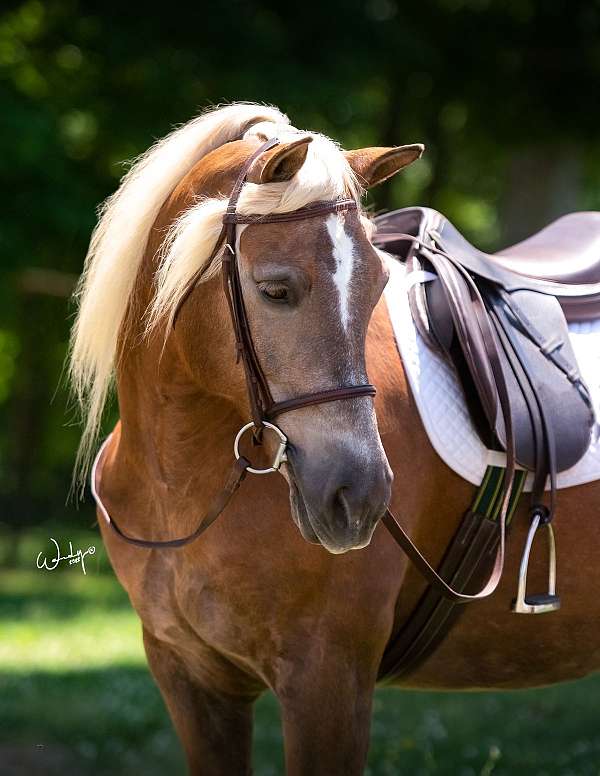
[493,212,600,286]
[374,207,600,322]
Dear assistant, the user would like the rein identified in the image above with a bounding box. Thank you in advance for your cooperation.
[91,139,508,606]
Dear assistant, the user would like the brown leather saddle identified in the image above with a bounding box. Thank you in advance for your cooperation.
[375,207,598,479]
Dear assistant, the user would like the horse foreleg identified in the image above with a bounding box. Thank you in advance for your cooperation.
[143,628,257,776]
[276,650,376,776]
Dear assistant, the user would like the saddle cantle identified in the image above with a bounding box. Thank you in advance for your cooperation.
[374,207,597,476]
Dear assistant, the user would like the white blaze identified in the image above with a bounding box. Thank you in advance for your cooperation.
[325,213,355,331]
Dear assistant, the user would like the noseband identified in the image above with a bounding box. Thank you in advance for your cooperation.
[174,137,376,471]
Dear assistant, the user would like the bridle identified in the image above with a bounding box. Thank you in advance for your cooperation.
[92,137,375,541]
[91,137,510,607]
[186,137,376,439]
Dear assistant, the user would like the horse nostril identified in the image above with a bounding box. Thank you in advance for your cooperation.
[331,487,353,531]
[329,473,391,534]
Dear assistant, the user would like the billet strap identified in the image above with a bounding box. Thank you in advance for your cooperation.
[91,435,250,549]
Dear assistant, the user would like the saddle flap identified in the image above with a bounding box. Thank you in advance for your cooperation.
[422,270,594,472]
[487,288,595,472]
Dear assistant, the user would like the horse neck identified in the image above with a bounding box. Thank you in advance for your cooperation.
[115,236,244,497]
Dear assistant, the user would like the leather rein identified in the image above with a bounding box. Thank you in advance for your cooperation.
[92,137,509,605]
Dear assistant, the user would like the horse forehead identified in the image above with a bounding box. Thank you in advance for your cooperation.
[240,217,329,266]
[239,211,366,274]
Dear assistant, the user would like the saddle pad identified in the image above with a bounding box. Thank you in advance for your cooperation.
[382,254,600,491]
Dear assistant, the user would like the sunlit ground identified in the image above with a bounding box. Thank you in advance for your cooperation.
[2,526,600,775]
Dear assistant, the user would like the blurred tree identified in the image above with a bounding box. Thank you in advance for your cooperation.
[1,0,599,529]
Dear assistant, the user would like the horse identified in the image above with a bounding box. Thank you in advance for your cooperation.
[69,103,600,775]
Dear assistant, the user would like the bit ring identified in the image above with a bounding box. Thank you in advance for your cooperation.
[234,421,288,474]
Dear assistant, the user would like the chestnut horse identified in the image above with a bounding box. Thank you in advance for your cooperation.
[70,104,600,775]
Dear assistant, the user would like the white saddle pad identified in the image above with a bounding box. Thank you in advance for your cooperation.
[382,254,600,491]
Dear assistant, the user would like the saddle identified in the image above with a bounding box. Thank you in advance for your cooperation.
[374,207,598,624]
[375,207,597,474]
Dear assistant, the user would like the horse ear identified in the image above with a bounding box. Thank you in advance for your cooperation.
[249,136,313,184]
[344,144,425,189]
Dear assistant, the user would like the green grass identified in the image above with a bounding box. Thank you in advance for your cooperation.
[2,525,600,775]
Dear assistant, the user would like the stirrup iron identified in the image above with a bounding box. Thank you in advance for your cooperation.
[511,509,560,614]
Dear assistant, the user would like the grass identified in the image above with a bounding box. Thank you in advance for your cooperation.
[2,524,600,775]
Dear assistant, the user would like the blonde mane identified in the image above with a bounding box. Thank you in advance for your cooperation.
[69,103,362,486]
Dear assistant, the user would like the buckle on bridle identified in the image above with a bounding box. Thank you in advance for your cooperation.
[234,421,288,475]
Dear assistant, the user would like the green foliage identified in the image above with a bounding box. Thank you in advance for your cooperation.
[1,0,600,526]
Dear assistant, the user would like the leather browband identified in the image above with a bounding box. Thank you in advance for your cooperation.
[223,198,358,225]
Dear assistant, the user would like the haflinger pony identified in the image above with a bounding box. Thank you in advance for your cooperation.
[70,103,600,775]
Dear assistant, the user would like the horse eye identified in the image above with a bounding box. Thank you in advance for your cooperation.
[258,282,290,302]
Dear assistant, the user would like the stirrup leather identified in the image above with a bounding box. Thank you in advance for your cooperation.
[512,509,561,614]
